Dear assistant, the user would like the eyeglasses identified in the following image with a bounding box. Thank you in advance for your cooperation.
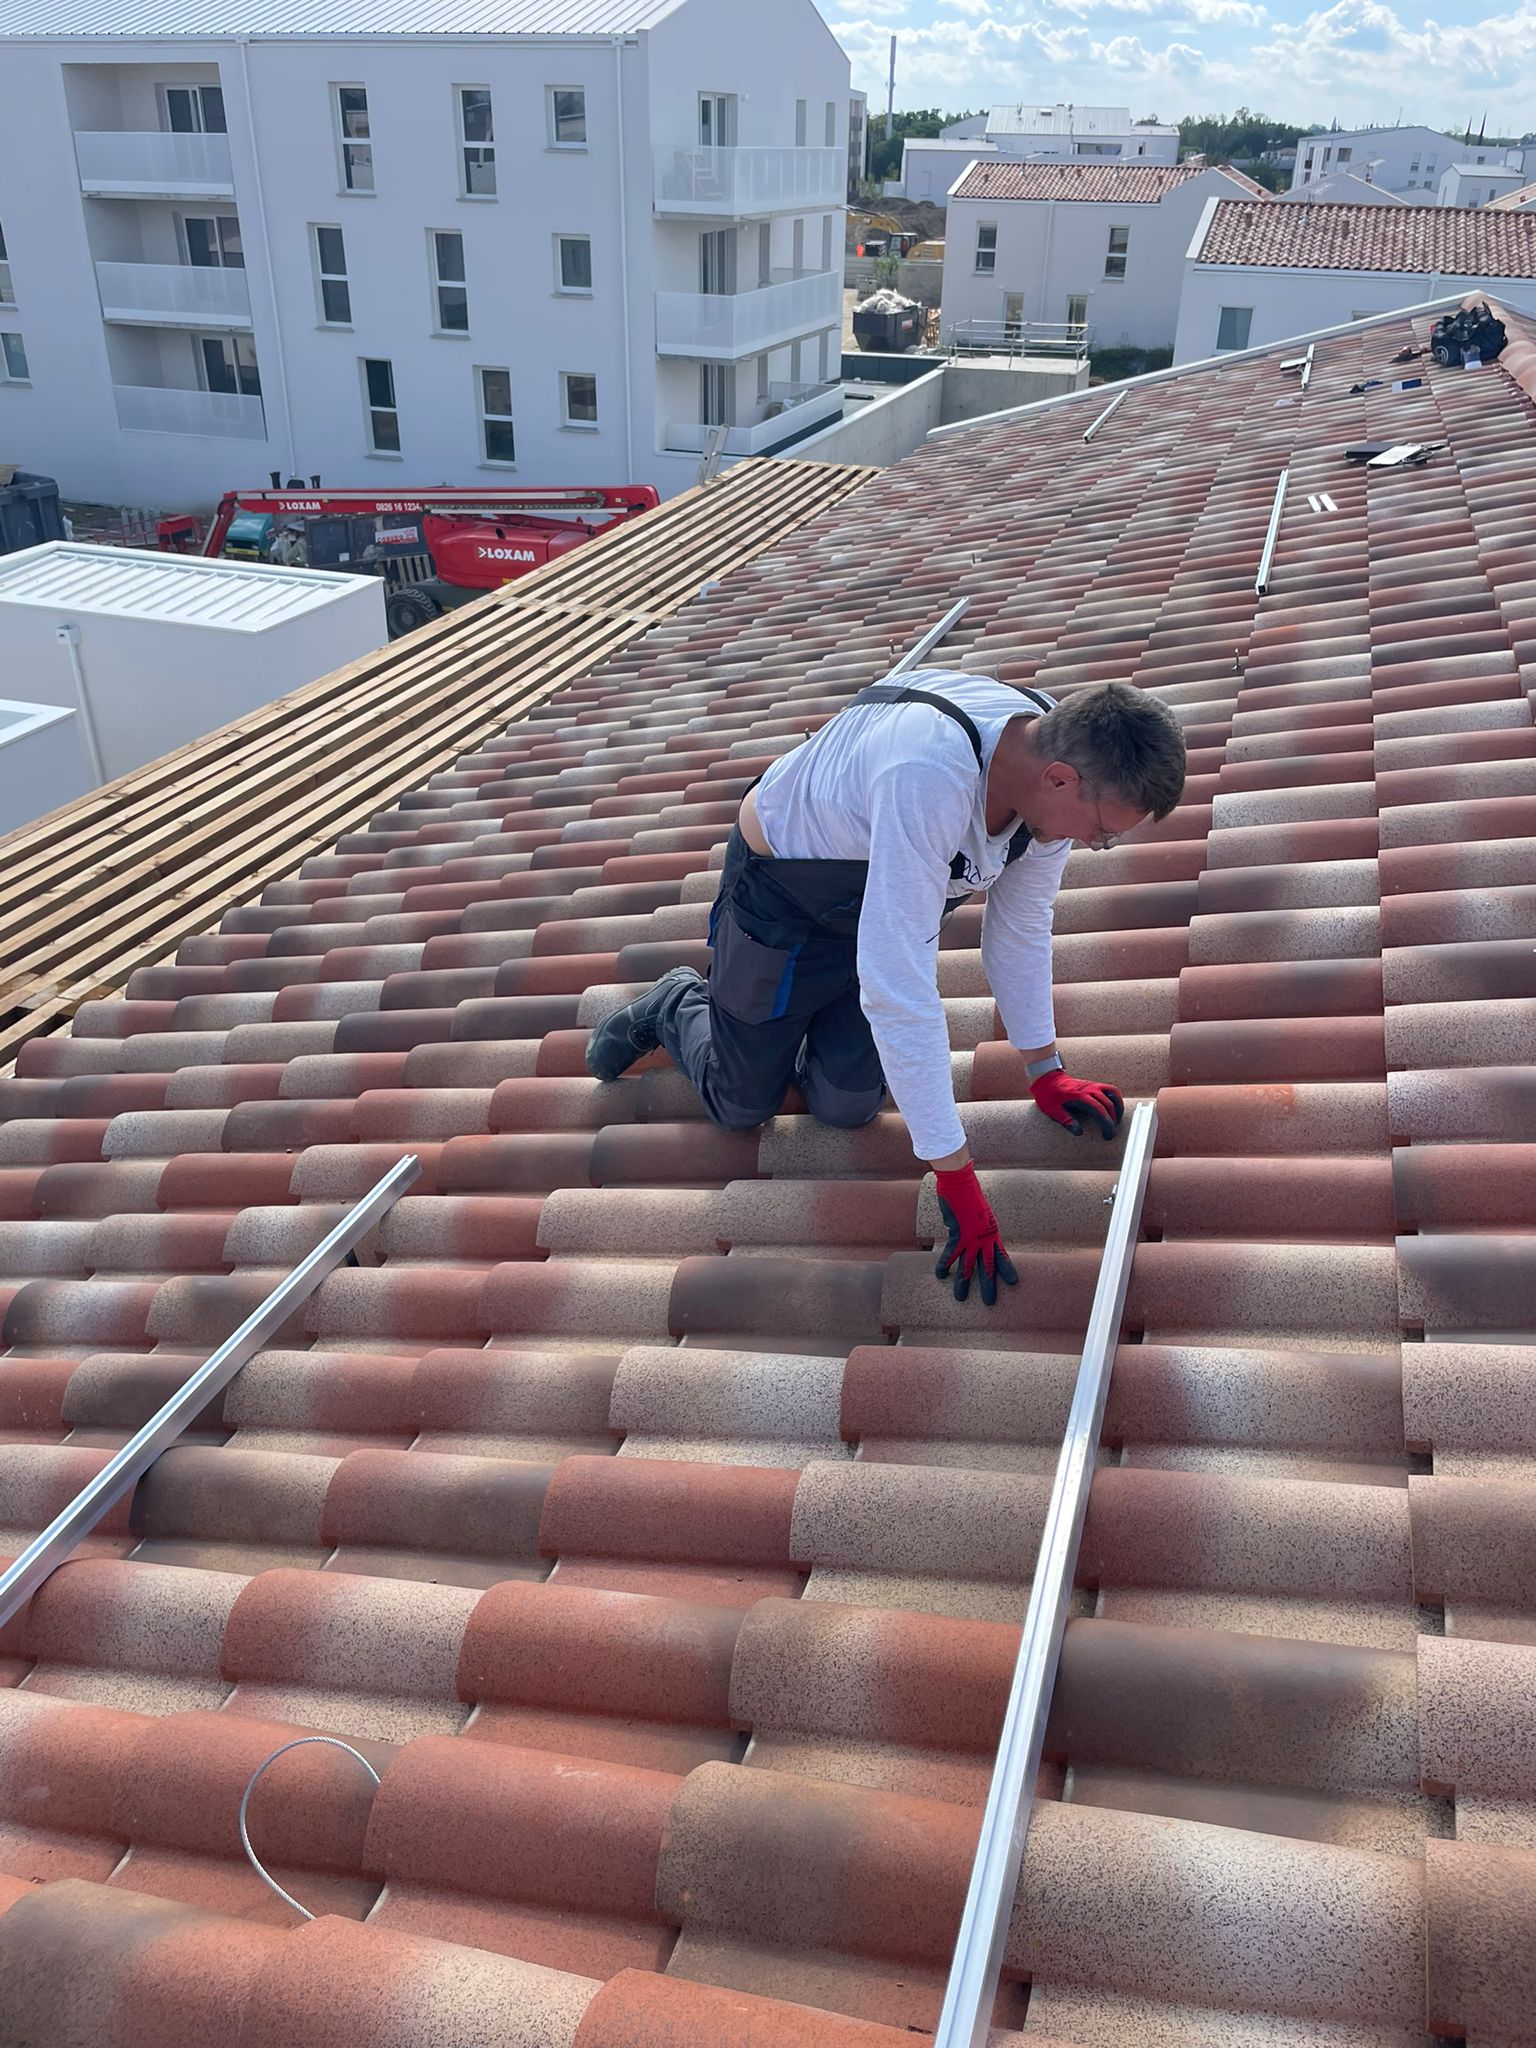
[1080,779,1120,852]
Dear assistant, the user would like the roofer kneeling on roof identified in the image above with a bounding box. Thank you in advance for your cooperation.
[587,671,1187,1307]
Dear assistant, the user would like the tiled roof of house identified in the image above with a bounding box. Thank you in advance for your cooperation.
[2,301,1536,2044]
[1197,195,1536,274]
[953,158,1267,205]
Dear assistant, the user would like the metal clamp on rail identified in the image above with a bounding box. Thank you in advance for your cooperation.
[0,1154,420,1632]
[932,1099,1157,2048]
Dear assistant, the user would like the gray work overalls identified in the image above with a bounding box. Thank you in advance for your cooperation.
[653,681,1052,1133]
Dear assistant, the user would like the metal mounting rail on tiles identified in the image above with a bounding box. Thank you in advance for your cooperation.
[932,1100,1158,2048]
[1081,390,1126,443]
[0,1154,421,1632]
[1255,467,1290,597]
[886,596,970,676]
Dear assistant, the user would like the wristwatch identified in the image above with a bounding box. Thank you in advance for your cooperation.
[1025,1052,1064,1080]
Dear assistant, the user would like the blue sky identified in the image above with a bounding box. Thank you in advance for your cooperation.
[826,0,1532,135]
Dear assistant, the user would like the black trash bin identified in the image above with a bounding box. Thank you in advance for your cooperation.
[0,470,65,556]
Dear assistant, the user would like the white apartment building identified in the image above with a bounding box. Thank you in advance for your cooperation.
[1174,198,1536,363]
[0,0,850,509]
[895,104,1177,209]
[1291,125,1531,199]
[1438,162,1527,209]
[941,159,1270,353]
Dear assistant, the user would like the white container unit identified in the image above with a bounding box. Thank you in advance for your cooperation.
[0,699,91,835]
[0,543,385,786]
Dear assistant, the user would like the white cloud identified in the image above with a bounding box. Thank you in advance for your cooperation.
[828,0,1536,130]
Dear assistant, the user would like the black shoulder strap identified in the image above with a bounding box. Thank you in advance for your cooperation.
[845,680,1053,881]
[848,683,985,769]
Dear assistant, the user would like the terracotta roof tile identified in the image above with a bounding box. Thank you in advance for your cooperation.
[1198,196,1536,274]
[953,160,1219,204]
[8,306,1536,2040]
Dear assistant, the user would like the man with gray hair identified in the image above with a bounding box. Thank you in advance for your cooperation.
[588,672,1187,1306]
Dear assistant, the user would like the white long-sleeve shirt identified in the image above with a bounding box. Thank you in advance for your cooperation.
[753,669,1072,1159]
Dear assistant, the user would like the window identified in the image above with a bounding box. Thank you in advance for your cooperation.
[824,99,837,147]
[0,332,29,383]
[699,227,736,295]
[1216,305,1253,351]
[556,234,592,292]
[200,333,259,395]
[560,370,598,428]
[821,214,833,271]
[818,329,831,381]
[548,87,586,147]
[1337,146,1352,162]
[163,84,225,133]
[1410,158,1420,172]
[1104,224,1129,278]
[1066,292,1089,330]
[699,92,737,147]
[363,356,399,451]
[795,98,808,146]
[458,87,495,195]
[700,361,733,427]
[312,225,351,324]
[1003,291,1024,340]
[975,222,997,273]
[0,220,12,307]
[431,230,468,332]
[336,85,373,192]
[478,365,515,463]
[182,215,243,268]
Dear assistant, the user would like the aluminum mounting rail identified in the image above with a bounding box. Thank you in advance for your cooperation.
[1254,467,1290,597]
[932,1099,1158,2048]
[886,596,970,677]
[0,1153,420,1632]
[1081,389,1126,443]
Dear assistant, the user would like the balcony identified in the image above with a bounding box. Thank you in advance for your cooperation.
[76,130,235,200]
[97,260,252,330]
[666,379,843,456]
[655,269,842,361]
[653,144,843,217]
[114,384,266,440]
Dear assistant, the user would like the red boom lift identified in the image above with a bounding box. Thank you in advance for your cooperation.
[158,482,660,638]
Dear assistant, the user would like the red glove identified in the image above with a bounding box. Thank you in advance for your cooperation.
[1031,1069,1125,1141]
[933,1163,1018,1307]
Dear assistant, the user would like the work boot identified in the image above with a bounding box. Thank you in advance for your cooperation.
[584,966,704,1083]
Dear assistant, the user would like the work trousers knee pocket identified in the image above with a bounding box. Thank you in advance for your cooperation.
[800,1071,884,1129]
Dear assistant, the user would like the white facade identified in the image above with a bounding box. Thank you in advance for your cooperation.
[1174,258,1536,364]
[1439,163,1526,209]
[898,139,994,207]
[1292,126,1526,199]
[0,0,850,508]
[1277,169,1406,206]
[941,104,1179,165]
[0,541,385,779]
[942,167,1261,352]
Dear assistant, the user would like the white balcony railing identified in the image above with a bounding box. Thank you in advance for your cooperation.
[666,379,843,456]
[114,384,267,440]
[654,144,843,215]
[76,129,235,197]
[656,268,842,360]
[97,260,252,328]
